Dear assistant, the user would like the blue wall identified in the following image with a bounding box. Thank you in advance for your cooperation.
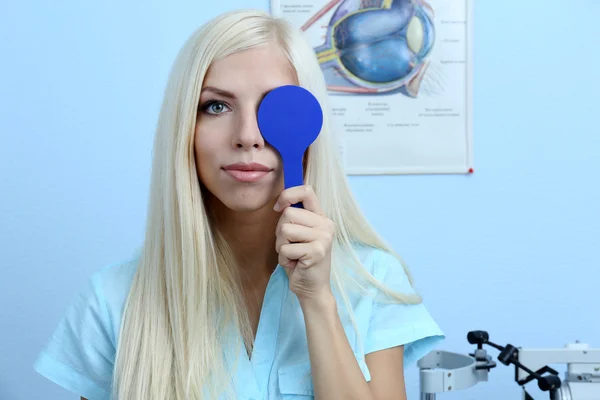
[1,1,598,399]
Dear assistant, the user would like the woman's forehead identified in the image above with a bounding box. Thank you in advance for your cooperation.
[202,45,297,92]
[205,45,296,82]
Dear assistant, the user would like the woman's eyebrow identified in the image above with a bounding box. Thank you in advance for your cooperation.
[201,86,236,99]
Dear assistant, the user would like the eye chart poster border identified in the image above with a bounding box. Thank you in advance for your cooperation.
[270,0,474,175]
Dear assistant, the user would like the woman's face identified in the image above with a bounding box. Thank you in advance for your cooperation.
[194,43,296,212]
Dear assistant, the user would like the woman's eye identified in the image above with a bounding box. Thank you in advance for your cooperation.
[202,101,230,115]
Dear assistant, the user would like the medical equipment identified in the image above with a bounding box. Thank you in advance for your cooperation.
[418,330,600,400]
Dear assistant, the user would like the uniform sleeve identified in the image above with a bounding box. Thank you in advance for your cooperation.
[365,250,445,366]
[33,271,115,400]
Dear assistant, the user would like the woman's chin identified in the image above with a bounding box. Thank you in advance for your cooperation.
[226,202,273,213]
[219,194,276,214]
[203,182,282,214]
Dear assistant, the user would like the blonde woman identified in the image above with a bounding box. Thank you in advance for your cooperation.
[34,9,444,400]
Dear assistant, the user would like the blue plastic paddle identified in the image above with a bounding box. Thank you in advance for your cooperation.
[257,85,323,208]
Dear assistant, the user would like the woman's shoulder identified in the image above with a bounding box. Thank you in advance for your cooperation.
[346,242,408,283]
[92,251,141,340]
[33,252,140,399]
[338,243,445,364]
[96,249,140,281]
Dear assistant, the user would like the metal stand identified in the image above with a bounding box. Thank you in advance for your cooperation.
[418,349,490,398]
[418,331,600,399]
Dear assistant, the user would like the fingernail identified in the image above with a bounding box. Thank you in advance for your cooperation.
[273,203,281,212]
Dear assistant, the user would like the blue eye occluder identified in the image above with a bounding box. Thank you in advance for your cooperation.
[257,85,323,207]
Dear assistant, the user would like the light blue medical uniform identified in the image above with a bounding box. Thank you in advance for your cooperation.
[34,245,444,399]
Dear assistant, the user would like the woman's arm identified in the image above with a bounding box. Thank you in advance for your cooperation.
[301,292,407,400]
[365,346,407,400]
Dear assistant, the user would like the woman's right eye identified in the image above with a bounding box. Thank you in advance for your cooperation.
[201,101,231,115]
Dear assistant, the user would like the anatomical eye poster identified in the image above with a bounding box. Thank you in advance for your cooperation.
[270,0,474,175]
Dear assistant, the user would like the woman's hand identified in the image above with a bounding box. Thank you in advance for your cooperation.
[274,185,335,301]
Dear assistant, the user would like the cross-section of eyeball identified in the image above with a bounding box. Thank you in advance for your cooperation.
[312,0,436,97]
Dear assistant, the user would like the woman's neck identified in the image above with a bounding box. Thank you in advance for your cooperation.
[209,197,280,281]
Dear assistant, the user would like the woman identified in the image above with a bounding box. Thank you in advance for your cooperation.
[34,9,444,400]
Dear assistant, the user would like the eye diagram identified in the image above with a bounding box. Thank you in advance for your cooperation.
[301,0,435,97]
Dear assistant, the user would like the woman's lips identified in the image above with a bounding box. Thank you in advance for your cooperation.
[224,169,269,182]
[222,162,271,183]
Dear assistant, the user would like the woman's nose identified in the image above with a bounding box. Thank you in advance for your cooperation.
[233,110,266,150]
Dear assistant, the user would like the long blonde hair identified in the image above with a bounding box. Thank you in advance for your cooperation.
[112,9,421,400]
